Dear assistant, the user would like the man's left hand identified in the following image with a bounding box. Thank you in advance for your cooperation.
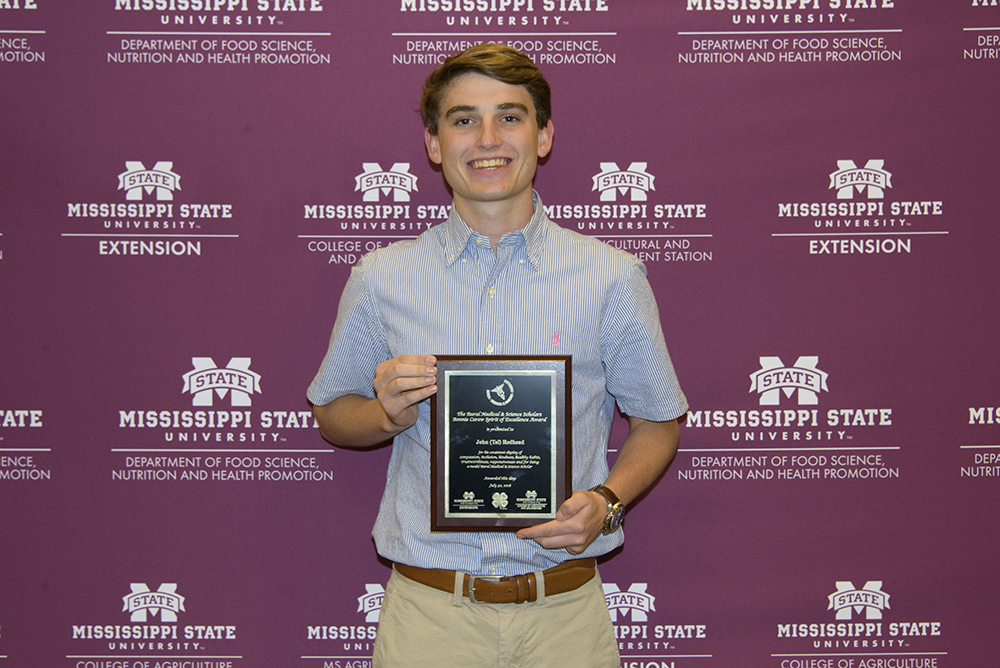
[515,489,606,554]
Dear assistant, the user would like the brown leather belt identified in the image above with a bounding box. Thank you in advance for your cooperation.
[395,558,596,605]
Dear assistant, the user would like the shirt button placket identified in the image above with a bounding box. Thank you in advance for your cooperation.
[485,287,496,353]
[474,238,495,355]
[480,240,509,356]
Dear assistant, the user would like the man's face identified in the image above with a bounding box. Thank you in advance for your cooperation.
[424,72,553,215]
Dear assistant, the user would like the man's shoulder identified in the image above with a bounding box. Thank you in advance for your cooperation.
[356,225,445,270]
[543,219,645,271]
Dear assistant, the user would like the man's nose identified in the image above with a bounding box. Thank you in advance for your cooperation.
[477,118,501,148]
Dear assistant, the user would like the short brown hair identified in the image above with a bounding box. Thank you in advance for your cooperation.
[421,43,551,135]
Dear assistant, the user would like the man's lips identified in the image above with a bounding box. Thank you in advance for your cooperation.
[468,157,512,169]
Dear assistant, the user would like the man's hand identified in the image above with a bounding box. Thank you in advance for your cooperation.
[514,416,680,555]
[312,355,437,448]
[373,355,438,433]
[515,489,607,555]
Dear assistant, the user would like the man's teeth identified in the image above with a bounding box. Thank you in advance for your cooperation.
[471,158,509,168]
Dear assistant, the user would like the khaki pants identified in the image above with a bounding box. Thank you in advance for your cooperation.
[373,565,621,668]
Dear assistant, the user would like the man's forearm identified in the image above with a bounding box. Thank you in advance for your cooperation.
[604,417,680,506]
[514,416,679,553]
[312,394,404,448]
[312,355,438,448]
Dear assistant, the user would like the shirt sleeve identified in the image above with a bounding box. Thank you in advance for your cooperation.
[307,257,391,406]
[600,260,688,422]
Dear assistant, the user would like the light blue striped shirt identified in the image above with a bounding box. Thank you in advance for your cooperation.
[308,193,687,576]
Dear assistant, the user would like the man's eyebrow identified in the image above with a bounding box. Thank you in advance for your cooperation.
[496,102,529,113]
[443,101,530,118]
[444,104,477,118]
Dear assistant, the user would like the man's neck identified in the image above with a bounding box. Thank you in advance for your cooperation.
[454,191,535,251]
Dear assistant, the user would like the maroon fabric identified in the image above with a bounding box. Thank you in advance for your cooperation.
[0,1,994,665]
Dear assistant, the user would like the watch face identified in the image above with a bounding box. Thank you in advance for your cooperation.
[609,506,625,532]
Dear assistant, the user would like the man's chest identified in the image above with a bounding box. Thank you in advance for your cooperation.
[377,255,605,361]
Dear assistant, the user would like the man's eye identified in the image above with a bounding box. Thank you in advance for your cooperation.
[455,118,473,126]
[502,115,521,123]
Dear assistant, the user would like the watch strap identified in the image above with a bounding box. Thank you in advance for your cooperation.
[590,484,624,535]
[590,484,621,507]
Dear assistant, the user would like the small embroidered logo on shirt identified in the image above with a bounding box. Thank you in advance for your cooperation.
[553,331,561,347]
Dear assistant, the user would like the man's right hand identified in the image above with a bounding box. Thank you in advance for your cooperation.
[373,355,438,433]
[311,355,438,448]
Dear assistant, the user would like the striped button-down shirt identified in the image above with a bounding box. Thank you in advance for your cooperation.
[308,193,687,576]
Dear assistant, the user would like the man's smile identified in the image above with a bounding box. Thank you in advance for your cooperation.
[469,157,512,169]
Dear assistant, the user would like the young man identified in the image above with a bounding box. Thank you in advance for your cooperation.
[309,43,687,667]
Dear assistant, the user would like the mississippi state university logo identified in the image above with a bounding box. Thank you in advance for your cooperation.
[775,157,946,257]
[357,584,385,623]
[829,159,892,199]
[306,583,381,644]
[354,163,418,202]
[778,579,941,644]
[750,356,829,406]
[123,583,186,622]
[592,162,656,202]
[118,161,181,201]
[829,581,890,620]
[182,357,262,407]
[603,583,656,622]
[74,582,238,646]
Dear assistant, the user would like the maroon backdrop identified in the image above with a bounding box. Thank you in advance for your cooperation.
[2,1,998,666]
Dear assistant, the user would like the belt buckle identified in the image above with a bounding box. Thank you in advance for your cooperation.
[468,575,505,604]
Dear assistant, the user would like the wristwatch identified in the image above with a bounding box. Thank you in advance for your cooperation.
[590,484,625,535]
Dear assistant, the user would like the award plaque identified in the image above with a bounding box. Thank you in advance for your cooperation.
[430,355,571,531]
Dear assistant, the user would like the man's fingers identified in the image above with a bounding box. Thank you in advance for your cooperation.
[372,355,438,429]
[374,356,436,391]
[516,523,586,552]
[516,490,606,552]
[381,373,436,398]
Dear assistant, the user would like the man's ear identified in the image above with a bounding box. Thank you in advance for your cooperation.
[537,119,554,159]
[424,127,442,164]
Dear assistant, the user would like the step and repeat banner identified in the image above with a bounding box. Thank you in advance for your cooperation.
[2,1,998,666]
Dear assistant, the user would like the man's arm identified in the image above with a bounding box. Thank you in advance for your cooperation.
[515,415,679,554]
[312,355,438,448]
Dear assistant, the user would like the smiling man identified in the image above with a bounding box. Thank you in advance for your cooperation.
[308,43,687,668]
[423,67,552,245]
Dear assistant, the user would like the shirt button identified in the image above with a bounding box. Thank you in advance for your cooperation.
[461,258,467,263]
[485,344,494,354]
[488,566,498,575]
[488,287,496,296]
[475,238,483,246]
[519,258,525,264]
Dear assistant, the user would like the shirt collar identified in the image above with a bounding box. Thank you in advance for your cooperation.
[442,191,547,269]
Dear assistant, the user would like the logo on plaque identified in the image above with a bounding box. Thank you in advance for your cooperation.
[486,379,514,406]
